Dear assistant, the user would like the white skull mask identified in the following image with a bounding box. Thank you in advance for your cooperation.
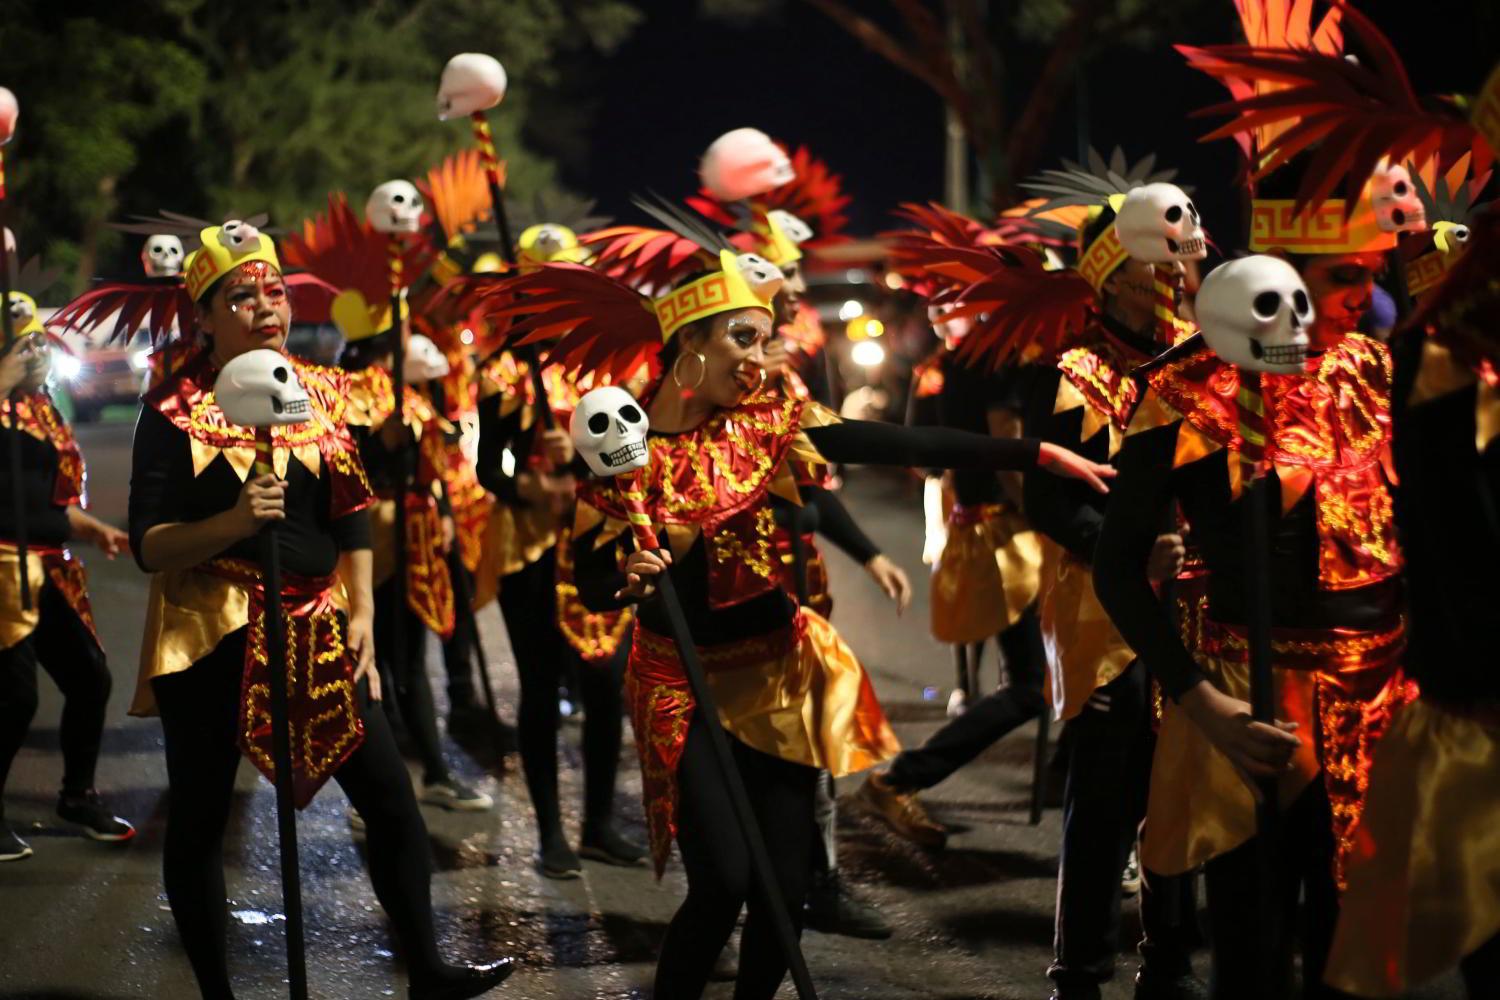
[1196,255,1314,375]
[142,234,185,277]
[571,386,649,478]
[366,180,424,234]
[1370,163,1426,233]
[436,53,507,120]
[402,334,451,383]
[1115,183,1207,263]
[736,253,785,301]
[0,87,17,145]
[768,210,813,245]
[700,128,795,201]
[218,219,264,253]
[214,349,313,427]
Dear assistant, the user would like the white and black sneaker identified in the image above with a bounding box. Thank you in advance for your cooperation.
[56,791,136,842]
[420,778,493,812]
[1,822,32,862]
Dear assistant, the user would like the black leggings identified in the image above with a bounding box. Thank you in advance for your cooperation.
[0,582,110,804]
[374,578,449,785]
[654,718,819,1000]
[497,549,625,844]
[439,552,479,709]
[887,606,1046,790]
[154,628,444,999]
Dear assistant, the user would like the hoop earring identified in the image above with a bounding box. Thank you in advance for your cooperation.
[671,350,706,390]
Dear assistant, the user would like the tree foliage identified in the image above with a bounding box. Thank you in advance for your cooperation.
[0,0,641,297]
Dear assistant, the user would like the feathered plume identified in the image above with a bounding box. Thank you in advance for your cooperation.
[942,247,1097,371]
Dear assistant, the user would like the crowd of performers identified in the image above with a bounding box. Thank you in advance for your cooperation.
[2,4,1500,999]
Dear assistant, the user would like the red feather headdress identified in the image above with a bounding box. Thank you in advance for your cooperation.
[940,247,1097,371]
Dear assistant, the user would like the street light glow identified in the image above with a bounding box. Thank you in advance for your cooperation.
[838,299,864,321]
[851,340,885,367]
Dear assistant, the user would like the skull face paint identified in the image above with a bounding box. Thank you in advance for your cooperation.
[214,348,313,427]
[142,234,185,278]
[366,180,424,234]
[1115,183,1207,263]
[1196,255,1315,375]
[571,386,649,477]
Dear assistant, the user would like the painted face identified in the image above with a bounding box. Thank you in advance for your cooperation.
[680,306,774,409]
[1103,257,1164,330]
[1296,252,1383,349]
[202,261,291,360]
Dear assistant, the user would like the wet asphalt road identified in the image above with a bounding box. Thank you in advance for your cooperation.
[0,421,1465,999]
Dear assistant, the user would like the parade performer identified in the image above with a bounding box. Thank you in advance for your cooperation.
[0,293,134,862]
[280,191,493,813]
[856,203,1057,852]
[119,221,512,1000]
[472,201,1112,1000]
[999,153,1205,1000]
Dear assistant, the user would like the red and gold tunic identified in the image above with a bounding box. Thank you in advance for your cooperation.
[132,350,373,807]
[345,366,456,639]
[0,391,100,654]
[575,392,899,875]
[1129,334,1415,887]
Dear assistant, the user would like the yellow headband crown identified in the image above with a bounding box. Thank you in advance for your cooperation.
[517,223,589,272]
[652,249,781,341]
[6,291,42,337]
[184,223,282,301]
[333,288,410,343]
[1077,202,1129,292]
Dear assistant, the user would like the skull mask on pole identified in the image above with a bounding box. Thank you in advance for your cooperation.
[1115,182,1207,262]
[1196,255,1315,375]
[700,128,795,202]
[142,234,185,277]
[436,53,507,120]
[366,180,424,235]
[571,386,649,477]
[1370,162,1427,233]
[215,348,313,426]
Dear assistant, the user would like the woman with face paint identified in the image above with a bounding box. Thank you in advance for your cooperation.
[476,211,1113,1000]
[0,307,134,863]
[114,224,512,1000]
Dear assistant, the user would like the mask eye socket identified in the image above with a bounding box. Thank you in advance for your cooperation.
[1453,226,1471,243]
[587,412,610,434]
[1393,180,1409,197]
[1165,205,1183,224]
[273,366,289,383]
[1252,291,1282,320]
[1292,289,1310,316]
[620,403,643,423]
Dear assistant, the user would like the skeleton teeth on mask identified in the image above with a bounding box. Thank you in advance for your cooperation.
[571,386,650,478]
[1115,182,1208,263]
[1195,255,1315,376]
[142,234,185,277]
[214,348,314,427]
[366,180,424,235]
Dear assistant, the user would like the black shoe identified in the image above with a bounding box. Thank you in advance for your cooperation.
[1,821,32,862]
[409,958,516,1000]
[535,837,582,880]
[804,874,893,939]
[1134,971,1209,1000]
[56,791,136,842]
[578,826,646,868]
[1047,985,1101,1000]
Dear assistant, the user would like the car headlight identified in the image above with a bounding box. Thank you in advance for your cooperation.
[53,353,83,380]
[129,349,152,372]
[851,340,885,368]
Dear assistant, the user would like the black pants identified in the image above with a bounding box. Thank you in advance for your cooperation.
[497,549,625,844]
[655,718,819,1000]
[1203,781,1345,1000]
[1460,931,1500,998]
[0,582,110,806]
[1050,661,1196,986]
[439,551,479,710]
[154,628,444,999]
[887,606,1046,790]
[374,578,449,785]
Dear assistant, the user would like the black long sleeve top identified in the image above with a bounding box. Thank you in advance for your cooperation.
[0,424,71,546]
[928,354,1024,507]
[1094,422,1401,700]
[128,405,371,578]
[574,417,1039,645]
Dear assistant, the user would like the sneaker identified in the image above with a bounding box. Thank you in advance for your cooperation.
[56,791,136,842]
[347,805,366,832]
[420,778,494,812]
[578,826,647,868]
[1121,846,1142,898]
[1,822,32,862]
[535,838,583,880]
[804,873,893,939]
[1134,970,1209,1000]
[854,771,948,849]
[946,688,968,717]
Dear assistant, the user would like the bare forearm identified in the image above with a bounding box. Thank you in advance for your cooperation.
[338,548,375,618]
[139,513,246,572]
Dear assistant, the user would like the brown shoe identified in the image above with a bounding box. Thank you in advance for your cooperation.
[856,771,948,849]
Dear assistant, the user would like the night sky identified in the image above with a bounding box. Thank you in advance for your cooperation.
[564,0,1490,254]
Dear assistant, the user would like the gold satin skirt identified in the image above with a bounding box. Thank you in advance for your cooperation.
[1038,539,1135,721]
[1141,616,1411,885]
[0,543,100,653]
[929,504,1041,644]
[1324,699,1500,996]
